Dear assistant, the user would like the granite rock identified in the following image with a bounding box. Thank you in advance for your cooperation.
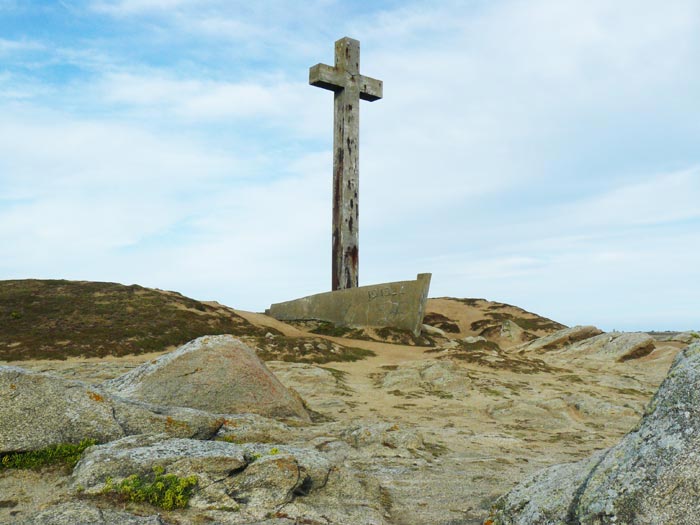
[102,335,310,422]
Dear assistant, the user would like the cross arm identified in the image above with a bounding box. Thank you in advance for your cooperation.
[358,75,382,102]
[309,63,344,92]
[309,64,383,102]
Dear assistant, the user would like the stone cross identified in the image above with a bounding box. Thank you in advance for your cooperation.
[309,37,383,291]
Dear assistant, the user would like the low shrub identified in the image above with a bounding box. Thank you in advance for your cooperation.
[0,438,97,470]
[103,466,198,510]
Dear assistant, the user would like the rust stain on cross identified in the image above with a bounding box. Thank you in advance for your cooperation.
[309,37,383,291]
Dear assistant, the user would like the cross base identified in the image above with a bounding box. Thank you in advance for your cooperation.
[267,274,431,337]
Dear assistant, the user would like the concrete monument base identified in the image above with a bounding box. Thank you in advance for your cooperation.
[267,274,431,336]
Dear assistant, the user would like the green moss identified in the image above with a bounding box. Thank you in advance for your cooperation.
[0,438,97,470]
[103,466,198,510]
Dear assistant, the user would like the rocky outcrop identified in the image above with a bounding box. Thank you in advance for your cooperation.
[565,332,657,361]
[0,362,301,453]
[375,359,472,399]
[214,413,295,444]
[655,331,700,345]
[0,366,232,453]
[72,433,387,524]
[102,335,310,422]
[490,342,700,524]
[514,325,603,353]
[266,361,354,414]
[499,320,533,344]
[18,501,167,525]
[0,366,125,452]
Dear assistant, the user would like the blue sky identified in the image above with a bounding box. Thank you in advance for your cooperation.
[1,0,699,331]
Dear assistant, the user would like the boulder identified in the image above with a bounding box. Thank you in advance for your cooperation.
[0,366,125,452]
[72,434,248,496]
[565,332,656,361]
[575,341,700,522]
[421,324,446,337]
[669,331,699,345]
[102,335,310,422]
[0,365,242,453]
[515,325,603,353]
[490,342,700,523]
[488,451,606,524]
[73,434,338,520]
[499,320,530,344]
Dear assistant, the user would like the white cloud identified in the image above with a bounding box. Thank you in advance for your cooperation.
[566,168,700,229]
[97,72,320,126]
[0,38,44,55]
[90,0,194,16]
[3,0,699,330]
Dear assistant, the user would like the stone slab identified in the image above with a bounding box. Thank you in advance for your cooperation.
[267,274,431,336]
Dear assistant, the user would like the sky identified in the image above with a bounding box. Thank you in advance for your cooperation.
[1,0,699,331]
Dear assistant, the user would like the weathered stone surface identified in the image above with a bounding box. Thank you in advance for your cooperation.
[575,341,700,522]
[0,364,254,453]
[226,447,332,519]
[102,335,310,422]
[268,273,431,336]
[0,366,125,452]
[422,323,446,336]
[73,434,247,497]
[339,422,424,457]
[376,359,472,399]
[266,361,354,414]
[214,413,295,444]
[110,398,225,440]
[499,319,530,343]
[515,325,603,353]
[279,464,389,525]
[655,331,700,344]
[490,342,700,524]
[72,434,351,521]
[18,501,167,525]
[489,451,606,524]
[565,331,656,361]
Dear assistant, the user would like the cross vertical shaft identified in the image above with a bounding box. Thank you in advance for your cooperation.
[309,37,383,291]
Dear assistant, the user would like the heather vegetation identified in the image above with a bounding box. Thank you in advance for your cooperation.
[0,279,267,360]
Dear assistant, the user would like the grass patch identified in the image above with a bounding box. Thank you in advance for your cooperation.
[308,322,368,339]
[375,327,435,346]
[0,279,271,360]
[253,335,375,364]
[102,466,198,510]
[422,312,460,334]
[0,439,97,470]
[432,339,560,374]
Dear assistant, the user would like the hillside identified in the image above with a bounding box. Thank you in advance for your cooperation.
[0,279,266,360]
[0,280,692,524]
[0,280,565,362]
